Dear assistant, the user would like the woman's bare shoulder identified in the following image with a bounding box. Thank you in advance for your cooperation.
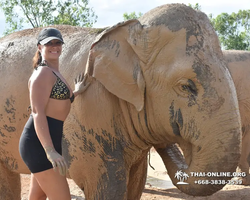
[29,66,56,87]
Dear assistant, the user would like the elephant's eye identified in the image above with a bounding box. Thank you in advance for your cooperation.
[182,80,197,96]
[174,79,198,98]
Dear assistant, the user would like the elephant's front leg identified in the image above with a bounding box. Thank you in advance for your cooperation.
[70,155,128,200]
[0,161,21,200]
[127,153,148,200]
[238,129,250,185]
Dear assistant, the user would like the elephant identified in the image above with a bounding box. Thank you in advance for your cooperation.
[155,50,250,187]
[224,50,250,185]
[0,3,242,199]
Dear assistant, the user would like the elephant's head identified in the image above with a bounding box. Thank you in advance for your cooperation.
[84,4,241,196]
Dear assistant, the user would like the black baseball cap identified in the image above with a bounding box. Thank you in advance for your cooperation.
[37,28,64,45]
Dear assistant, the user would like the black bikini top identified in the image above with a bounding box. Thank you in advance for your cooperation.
[50,72,74,103]
[35,62,74,103]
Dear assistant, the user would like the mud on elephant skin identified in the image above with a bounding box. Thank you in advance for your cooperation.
[223,50,250,185]
[154,50,250,190]
[0,3,241,200]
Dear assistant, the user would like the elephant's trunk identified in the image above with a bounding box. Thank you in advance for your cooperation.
[156,136,241,196]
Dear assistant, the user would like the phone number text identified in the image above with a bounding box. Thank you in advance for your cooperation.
[194,179,242,185]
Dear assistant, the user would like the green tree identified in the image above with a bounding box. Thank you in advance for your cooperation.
[188,3,201,11]
[123,11,143,21]
[210,10,250,50]
[189,3,250,50]
[0,0,97,35]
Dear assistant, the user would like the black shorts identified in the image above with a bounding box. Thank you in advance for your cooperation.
[19,115,64,173]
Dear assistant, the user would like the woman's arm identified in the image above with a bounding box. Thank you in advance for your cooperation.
[29,67,67,175]
[30,67,54,148]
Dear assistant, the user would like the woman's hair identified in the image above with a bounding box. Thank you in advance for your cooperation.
[32,50,42,69]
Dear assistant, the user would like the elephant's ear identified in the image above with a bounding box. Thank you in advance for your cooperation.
[85,20,145,112]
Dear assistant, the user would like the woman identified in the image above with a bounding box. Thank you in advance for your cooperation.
[19,27,90,200]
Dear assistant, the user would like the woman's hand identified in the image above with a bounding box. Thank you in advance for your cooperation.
[44,146,68,176]
[73,73,91,96]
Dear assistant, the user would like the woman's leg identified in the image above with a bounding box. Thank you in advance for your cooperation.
[28,173,47,200]
[33,168,71,200]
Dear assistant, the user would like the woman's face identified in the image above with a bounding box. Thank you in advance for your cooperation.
[38,39,63,61]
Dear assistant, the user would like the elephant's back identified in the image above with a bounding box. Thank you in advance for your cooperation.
[224,50,250,84]
[0,25,105,96]
[223,50,250,134]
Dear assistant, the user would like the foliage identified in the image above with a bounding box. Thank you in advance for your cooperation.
[123,11,143,21]
[189,3,249,51]
[188,3,201,11]
[0,0,97,35]
[210,10,250,50]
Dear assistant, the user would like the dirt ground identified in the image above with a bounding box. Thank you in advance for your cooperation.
[21,174,250,200]
[21,151,250,200]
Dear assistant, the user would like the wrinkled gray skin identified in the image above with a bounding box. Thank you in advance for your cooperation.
[155,50,250,187]
[224,50,250,184]
[0,4,242,199]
